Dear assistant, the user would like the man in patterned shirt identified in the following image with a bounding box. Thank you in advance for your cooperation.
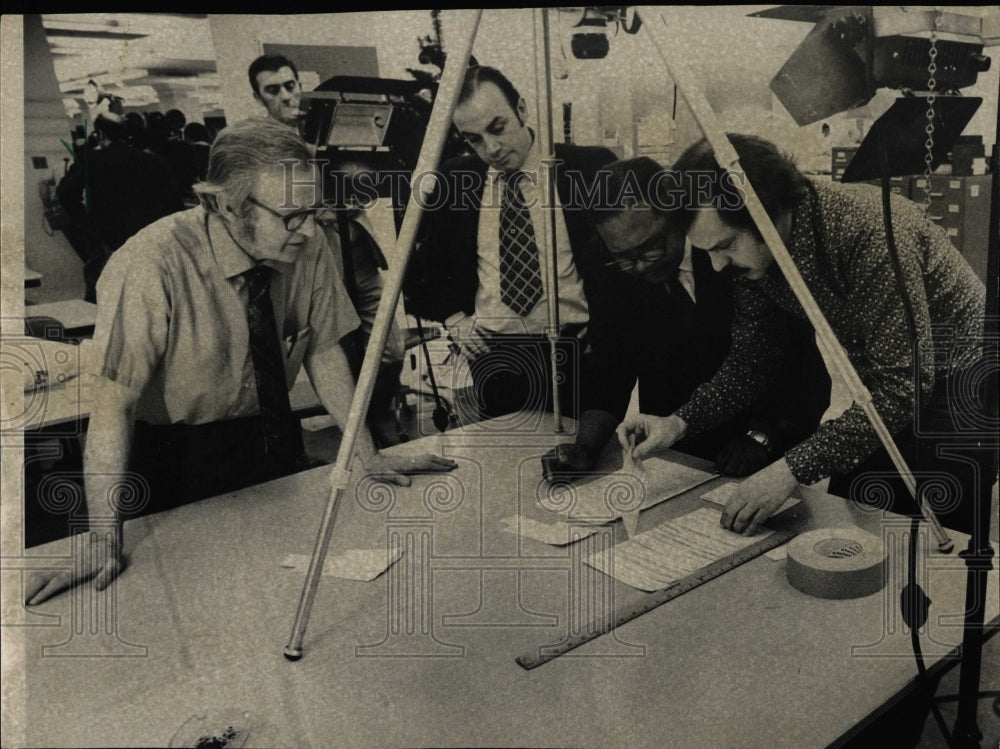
[620,134,987,536]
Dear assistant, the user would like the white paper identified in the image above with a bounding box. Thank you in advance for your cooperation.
[280,548,403,582]
[584,508,772,592]
[500,515,599,546]
[553,457,716,524]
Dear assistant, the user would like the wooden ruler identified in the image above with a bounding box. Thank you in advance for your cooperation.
[515,527,797,670]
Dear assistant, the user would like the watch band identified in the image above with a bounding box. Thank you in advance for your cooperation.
[746,429,773,453]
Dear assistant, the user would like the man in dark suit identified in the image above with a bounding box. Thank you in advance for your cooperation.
[405,65,616,420]
[543,157,831,479]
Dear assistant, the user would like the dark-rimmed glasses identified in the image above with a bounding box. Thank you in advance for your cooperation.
[604,232,668,271]
[247,196,322,233]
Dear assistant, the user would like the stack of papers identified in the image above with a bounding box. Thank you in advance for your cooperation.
[584,508,773,592]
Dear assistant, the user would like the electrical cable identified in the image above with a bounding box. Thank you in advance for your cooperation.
[935,691,1000,703]
[874,117,955,749]
[415,316,450,432]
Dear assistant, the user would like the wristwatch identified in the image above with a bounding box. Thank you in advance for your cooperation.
[746,429,773,453]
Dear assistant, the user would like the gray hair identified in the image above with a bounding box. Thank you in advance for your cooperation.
[193,117,313,216]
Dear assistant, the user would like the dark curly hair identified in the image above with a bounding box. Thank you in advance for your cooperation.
[671,134,811,236]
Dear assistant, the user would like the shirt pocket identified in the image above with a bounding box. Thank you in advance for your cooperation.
[283,326,311,387]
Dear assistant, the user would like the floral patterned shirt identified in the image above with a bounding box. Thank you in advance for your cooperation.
[676,178,985,485]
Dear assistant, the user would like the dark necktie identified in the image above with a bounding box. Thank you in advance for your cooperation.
[498,170,544,316]
[244,264,303,468]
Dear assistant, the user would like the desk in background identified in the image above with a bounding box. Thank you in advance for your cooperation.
[18,343,324,547]
[9,415,998,748]
[24,299,98,336]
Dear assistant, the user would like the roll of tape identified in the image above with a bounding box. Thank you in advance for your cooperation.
[786,527,887,600]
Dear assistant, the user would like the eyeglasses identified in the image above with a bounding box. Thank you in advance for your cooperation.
[604,232,668,271]
[247,196,320,233]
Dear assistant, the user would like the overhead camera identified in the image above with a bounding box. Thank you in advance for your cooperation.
[571,15,610,59]
[567,6,641,60]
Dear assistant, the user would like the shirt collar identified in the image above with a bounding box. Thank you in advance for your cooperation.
[679,239,694,274]
[206,209,293,280]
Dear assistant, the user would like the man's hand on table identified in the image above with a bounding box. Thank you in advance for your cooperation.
[25,532,125,606]
[364,452,458,486]
[720,458,799,535]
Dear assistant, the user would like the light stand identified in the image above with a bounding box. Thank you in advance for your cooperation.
[283,10,483,660]
[951,140,999,749]
[532,7,565,433]
[636,5,954,552]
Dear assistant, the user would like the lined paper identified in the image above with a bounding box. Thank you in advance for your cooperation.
[584,508,772,591]
[558,458,716,523]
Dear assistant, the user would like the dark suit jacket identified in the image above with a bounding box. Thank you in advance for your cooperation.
[404,143,617,323]
[57,140,183,252]
[579,240,832,457]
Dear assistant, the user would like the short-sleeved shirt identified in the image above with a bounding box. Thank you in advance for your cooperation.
[94,205,360,425]
[676,179,985,485]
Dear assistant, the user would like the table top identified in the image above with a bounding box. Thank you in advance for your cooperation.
[8,414,998,748]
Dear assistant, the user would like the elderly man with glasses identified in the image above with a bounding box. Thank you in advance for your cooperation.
[25,119,455,606]
[542,156,830,482]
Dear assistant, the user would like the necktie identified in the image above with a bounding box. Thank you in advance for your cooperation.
[498,170,544,316]
[244,264,303,468]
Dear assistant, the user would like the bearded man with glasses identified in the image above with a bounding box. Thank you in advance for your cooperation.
[25,119,456,607]
[542,156,830,483]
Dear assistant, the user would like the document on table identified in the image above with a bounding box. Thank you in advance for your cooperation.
[584,507,773,592]
[553,457,716,524]
[280,547,403,581]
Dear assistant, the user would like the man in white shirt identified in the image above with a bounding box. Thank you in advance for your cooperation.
[405,65,616,419]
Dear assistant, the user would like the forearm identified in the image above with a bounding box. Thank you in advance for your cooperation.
[305,342,379,465]
[83,381,137,537]
[575,409,621,458]
[677,285,786,436]
[782,366,915,486]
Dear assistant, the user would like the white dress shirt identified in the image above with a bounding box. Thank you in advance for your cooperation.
[470,143,589,335]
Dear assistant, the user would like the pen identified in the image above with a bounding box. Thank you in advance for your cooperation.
[622,434,643,538]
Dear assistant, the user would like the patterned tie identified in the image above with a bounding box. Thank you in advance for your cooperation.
[498,170,544,316]
[244,265,303,468]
